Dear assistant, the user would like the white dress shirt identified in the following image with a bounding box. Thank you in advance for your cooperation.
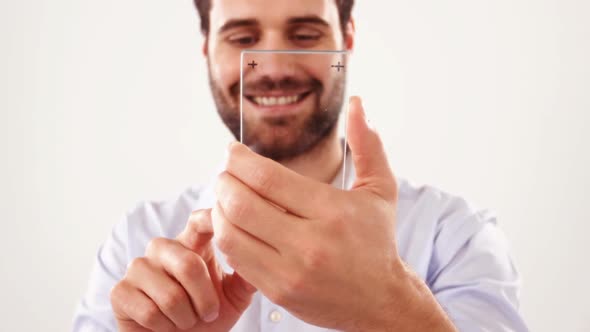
[73,150,529,331]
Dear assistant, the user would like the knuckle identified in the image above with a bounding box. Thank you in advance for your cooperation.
[302,246,328,270]
[217,172,250,222]
[128,257,149,273]
[189,208,212,226]
[324,201,355,234]
[227,139,243,158]
[225,192,249,221]
[286,266,309,295]
[190,209,207,220]
[215,233,235,255]
[323,214,347,236]
[109,281,126,306]
[160,285,187,312]
[186,212,202,231]
[146,237,168,256]
[137,301,161,327]
[188,209,211,228]
[268,274,305,307]
[252,164,275,193]
[216,171,233,196]
[175,252,204,279]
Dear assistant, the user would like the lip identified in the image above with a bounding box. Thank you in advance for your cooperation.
[244,91,313,117]
[245,87,310,97]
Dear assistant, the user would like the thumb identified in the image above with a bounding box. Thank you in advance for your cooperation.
[346,96,397,200]
[222,272,257,313]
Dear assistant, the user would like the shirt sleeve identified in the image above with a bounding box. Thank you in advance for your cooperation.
[429,211,529,332]
[72,217,129,332]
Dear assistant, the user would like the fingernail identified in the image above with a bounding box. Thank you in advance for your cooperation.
[202,310,219,323]
[228,141,238,151]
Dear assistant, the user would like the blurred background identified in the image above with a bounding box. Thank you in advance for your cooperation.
[1,0,588,330]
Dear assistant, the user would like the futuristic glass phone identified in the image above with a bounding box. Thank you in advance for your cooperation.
[239,50,352,189]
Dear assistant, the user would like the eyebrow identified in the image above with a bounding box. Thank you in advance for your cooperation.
[218,19,259,34]
[287,15,330,27]
[217,15,330,34]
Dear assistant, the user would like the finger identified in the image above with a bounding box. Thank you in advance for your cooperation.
[211,202,281,292]
[117,320,152,332]
[215,171,302,248]
[111,280,175,332]
[223,271,258,313]
[126,256,198,329]
[146,238,221,323]
[346,96,397,201]
[225,141,336,218]
[177,209,215,262]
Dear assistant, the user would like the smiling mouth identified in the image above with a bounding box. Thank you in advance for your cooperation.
[245,91,313,107]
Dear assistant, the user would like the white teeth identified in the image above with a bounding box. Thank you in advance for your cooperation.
[253,94,301,106]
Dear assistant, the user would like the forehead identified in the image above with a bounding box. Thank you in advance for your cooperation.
[209,0,340,30]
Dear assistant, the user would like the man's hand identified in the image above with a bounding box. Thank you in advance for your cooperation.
[110,209,257,332]
[212,97,457,331]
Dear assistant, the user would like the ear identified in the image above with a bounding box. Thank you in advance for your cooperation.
[344,17,355,51]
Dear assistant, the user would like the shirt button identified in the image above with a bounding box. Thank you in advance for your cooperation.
[269,310,283,323]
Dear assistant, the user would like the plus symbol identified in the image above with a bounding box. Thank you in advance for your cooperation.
[248,61,258,69]
[331,61,345,72]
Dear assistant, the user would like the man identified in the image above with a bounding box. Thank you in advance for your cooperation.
[73,0,529,331]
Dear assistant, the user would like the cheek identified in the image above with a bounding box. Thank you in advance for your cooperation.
[212,63,239,95]
[209,47,241,95]
[302,54,341,95]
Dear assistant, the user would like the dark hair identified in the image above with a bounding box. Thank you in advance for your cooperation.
[193,0,355,36]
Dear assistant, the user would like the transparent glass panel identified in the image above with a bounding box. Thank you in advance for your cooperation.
[240,50,352,189]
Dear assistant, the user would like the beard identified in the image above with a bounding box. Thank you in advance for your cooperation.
[208,64,346,161]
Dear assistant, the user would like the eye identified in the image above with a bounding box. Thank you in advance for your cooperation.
[292,34,321,41]
[289,27,323,47]
[227,33,259,46]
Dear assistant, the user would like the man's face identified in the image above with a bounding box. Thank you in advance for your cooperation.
[205,0,350,160]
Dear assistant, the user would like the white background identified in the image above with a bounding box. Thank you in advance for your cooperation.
[1,0,589,331]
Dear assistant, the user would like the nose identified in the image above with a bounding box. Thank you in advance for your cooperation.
[254,53,297,82]
[242,33,298,82]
